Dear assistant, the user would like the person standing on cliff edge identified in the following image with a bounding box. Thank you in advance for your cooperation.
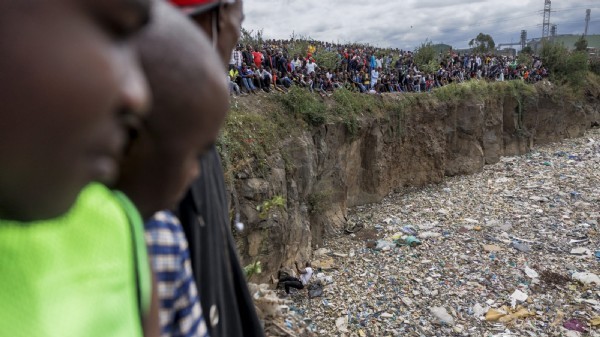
[168,1,265,336]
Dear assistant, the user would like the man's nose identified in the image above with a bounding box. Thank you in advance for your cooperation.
[119,49,151,117]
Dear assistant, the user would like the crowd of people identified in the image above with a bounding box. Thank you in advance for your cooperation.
[227,39,549,96]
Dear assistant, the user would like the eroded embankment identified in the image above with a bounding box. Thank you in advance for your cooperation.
[220,79,600,281]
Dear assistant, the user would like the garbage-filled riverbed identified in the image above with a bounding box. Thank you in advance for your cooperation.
[273,128,600,337]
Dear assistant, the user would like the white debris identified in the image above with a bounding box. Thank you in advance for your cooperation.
[572,272,600,286]
[430,306,455,326]
[524,267,539,279]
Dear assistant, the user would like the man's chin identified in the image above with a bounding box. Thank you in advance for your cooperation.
[7,196,77,222]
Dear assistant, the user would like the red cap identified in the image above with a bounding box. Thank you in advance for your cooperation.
[169,0,220,16]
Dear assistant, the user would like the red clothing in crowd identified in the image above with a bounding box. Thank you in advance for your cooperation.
[252,51,263,68]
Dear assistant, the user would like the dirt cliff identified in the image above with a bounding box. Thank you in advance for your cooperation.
[225,80,600,282]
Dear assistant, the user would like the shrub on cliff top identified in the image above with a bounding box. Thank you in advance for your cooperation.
[590,58,600,76]
[414,40,437,72]
[540,41,589,88]
[330,88,383,136]
[276,86,327,126]
[217,100,295,180]
[432,80,494,103]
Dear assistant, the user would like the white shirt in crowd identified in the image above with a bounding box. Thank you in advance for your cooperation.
[300,267,313,285]
[306,62,317,74]
[261,69,272,80]
[371,69,379,85]
[230,50,243,68]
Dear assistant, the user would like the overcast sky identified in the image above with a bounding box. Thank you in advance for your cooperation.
[242,0,599,50]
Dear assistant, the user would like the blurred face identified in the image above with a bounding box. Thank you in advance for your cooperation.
[118,74,227,218]
[116,2,229,218]
[0,0,150,221]
[216,0,244,63]
[190,1,243,66]
[149,108,224,214]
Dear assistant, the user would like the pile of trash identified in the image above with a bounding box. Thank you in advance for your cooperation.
[287,129,600,336]
[248,283,315,336]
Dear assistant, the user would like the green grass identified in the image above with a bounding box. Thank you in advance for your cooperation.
[275,86,327,126]
[330,88,380,136]
[217,103,289,179]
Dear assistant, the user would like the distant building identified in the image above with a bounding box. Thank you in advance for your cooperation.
[528,34,600,53]
[497,48,516,58]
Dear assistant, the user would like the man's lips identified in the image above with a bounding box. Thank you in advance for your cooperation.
[87,151,120,183]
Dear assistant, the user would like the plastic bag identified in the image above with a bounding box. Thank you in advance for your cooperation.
[308,282,324,298]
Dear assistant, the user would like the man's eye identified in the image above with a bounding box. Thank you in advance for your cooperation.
[92,14,134,40]
[89,2,150,40]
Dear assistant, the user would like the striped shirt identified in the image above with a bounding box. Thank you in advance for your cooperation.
[145,211,209,337]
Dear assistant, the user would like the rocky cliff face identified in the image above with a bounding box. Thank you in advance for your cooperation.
[230,82,600,282]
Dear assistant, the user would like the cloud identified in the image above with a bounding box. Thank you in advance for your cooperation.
[242,0,599,50]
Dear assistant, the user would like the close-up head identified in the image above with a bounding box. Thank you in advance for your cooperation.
[170,0,244,66]
[116,0,228,219]
[0,0,151,221]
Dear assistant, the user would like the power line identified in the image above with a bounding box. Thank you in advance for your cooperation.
[585,9,591,36]
[542,0,552,40]
[554,5,597,12]
[433,7,599,33]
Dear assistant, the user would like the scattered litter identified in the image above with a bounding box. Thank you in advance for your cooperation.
[510,289,528,303]
[418,231,442,239]
[307,283,324,299]
[335,316,348,332]
[571,247,592,256]
[401,225,417,236]
[315,273,333,285]
[401,297,413,307]
[483,244,504,252]
[430,306,455,326]
[485,306,535,323]
[572,272,600,286]
[563,318,587,332]
[404,235,421,246]
[511,241,531,253]
[380,312,394,318]
[540,270,571,285]
[472,303,487,317]
[247,283,314,336]
[283,129,600,336]
[524,266,539,278]
[313,248,330,257]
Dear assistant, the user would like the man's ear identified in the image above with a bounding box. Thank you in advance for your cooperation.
[217,3,227,32]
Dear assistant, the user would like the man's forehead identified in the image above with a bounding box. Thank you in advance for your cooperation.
[85,0,150,12]
[83,0,151,28]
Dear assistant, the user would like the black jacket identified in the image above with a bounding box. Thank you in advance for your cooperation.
[177,147,264,337]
